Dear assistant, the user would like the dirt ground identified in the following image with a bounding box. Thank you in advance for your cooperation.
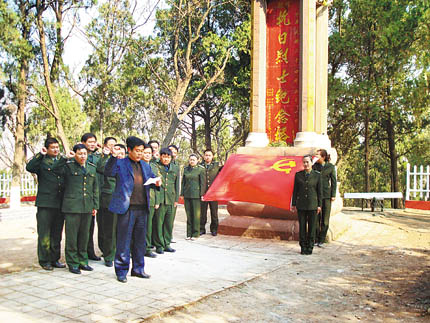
[147,208,430,322]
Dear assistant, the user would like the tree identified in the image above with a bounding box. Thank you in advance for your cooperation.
[0,0,35,207]
[81,0,160,140]
[144,0,241,147]
[328,0,430,208]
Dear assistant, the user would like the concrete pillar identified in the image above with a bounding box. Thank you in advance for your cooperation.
[315,3,331,148]
[294,0,317,147]
[9,185,21,209]
[246,0,269,147]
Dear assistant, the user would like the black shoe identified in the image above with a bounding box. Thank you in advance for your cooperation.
[88,254,101,261]
[211,232,217,236]
[200,231,206,236]
[51,261,66,268]
[105,260,113,267]
[117,276,127,283]
[69,267,81,274]
[300,250,305,255]
[131,271,151,279]
[41,264,53,271]
[171,240,176,243]
[305,249,313,255]
[164,247,176,253]
[145,251,157,258]
[156,248,164,254]
[79,264,94,271]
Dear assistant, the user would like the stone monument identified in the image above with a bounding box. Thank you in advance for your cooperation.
[218,0,342,241]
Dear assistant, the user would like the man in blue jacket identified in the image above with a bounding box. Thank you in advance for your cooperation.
[104,137,160,283]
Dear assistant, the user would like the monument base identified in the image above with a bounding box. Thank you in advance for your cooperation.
[219,197,343,241]
[245,132,270,147]
[218,146,342,241]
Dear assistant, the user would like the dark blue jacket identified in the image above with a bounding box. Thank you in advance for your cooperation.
[104,156,156,214]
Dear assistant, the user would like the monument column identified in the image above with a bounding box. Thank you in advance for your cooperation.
[245,0,270,147]
[294,0,317,147]
[315,2,331,148]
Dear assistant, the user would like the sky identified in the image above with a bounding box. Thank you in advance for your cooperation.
[62,0,162,77]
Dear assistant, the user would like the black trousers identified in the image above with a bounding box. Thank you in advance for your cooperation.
[297,209,318,251]
[36,207,64,266]
[200,201,218,233]
[316,198,332,243]
[87,213,103,257]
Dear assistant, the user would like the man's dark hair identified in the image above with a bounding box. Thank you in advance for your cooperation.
[114,143,126,151]
[303,154,313,161]
[317,149,330,162]
[44,137,59,149]
[81,133,97,143]
[126,136,145,150]
[148,140,159,148]
[168,144,179,152]
[143,142,153,152]
[159,148,172,156]
[104,137,117,145]
[73,143,87,153]
[204,148,213,154]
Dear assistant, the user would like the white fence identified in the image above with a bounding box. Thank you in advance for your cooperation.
[0,173,37,198]
[406,164,430,201]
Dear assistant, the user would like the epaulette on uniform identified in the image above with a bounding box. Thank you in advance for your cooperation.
[66,160,74,164]
[314,170,321,174]
[198,165,205,169]
[88,161,96,167]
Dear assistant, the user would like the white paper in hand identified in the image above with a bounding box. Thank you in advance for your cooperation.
[144,177,161,186]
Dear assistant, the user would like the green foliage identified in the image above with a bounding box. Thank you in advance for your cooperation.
[328,0,430,203]
[26,85,88,148]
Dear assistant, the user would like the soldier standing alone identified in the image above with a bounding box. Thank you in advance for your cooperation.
[200,149,222,236]
[291,155,322,255]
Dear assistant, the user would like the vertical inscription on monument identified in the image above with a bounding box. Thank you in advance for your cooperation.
[266,0,300,144]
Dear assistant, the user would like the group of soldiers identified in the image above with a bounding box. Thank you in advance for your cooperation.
[26,133,221,281]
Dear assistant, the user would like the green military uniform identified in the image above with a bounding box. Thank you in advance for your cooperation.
[170,159,180,241]
[26,153,65,268]
[97,154,117,263]
[87,151,102,258]
[200,161,221,234]
[181,164,205,238]
[312,162,337,244]
[153,160,179,252]
[60,159,99,269]
[145,160,160,255]
[292,169,322,254]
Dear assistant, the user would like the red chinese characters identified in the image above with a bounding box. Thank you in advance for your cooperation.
[266,0,300,144]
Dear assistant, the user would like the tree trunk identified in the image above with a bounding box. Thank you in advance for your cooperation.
[36,0,70,152]
[10,55,28,209]
[50,0,63,84]
[191,113,197,153]
[386,114,400,208]
[204,105,211,150]
[162,113,180,147]
[10,1,32,209]
[364,111,370,207]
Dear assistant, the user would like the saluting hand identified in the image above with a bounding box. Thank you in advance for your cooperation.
[92,209,97,217]
[40,147,48,155]
[102,146,111,156]
[317,207,322,214]
[154,204,159,209]
[66,151,75,158]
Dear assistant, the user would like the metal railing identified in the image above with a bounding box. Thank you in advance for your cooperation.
[406,164,430,201]
[0,173,37,198]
